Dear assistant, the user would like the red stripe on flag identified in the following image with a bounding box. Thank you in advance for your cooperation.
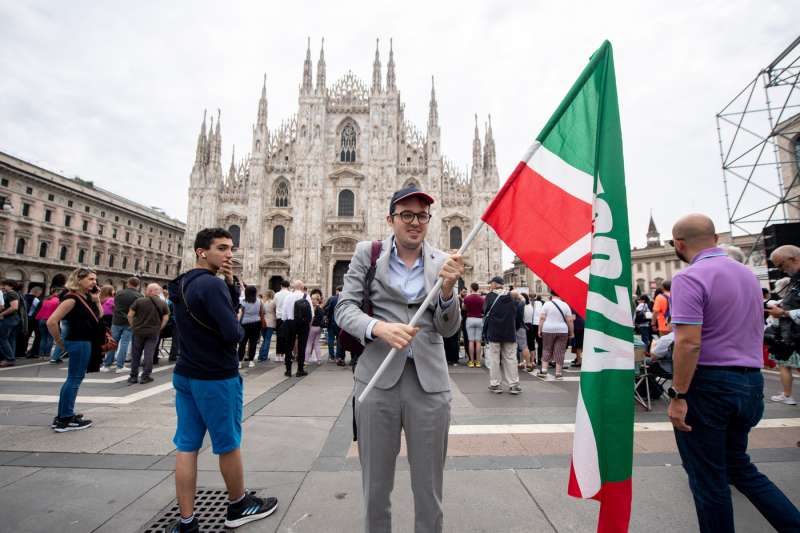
[482,161,593,315]
[594,479,632,533]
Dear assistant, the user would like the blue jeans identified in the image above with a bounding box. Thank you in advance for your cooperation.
[674,366,800,532]
[103,324,132,369]
[0,315,20,362]
[38,320,54,357]
[57,340,92,419]
[637,323,652,352]
[50,321,69,362]
[258,327,274,360]
[326,323,339,359]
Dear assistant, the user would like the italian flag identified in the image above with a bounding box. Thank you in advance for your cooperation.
[482,41,634,532]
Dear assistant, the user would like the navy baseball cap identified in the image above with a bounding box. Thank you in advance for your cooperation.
[389,186,434,215]
[489,276,504,285]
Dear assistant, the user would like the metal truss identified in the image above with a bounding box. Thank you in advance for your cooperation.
[716,35,800,256]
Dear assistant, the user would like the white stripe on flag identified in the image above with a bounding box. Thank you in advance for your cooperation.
[581,328,635,372]
[573,388,601,498]
[526,144,594,204]
[550,232,592,270]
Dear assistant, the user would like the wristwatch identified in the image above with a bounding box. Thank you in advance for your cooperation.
[667,386,687,400]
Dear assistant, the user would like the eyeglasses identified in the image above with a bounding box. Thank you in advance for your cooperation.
[667,238,684,247]
[391,211,432,225]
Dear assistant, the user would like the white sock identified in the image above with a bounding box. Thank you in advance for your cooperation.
[230,492,246,504]
[180,514,195,524]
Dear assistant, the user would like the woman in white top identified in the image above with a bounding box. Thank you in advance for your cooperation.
[258,290,276,362]
[535,290,574,380]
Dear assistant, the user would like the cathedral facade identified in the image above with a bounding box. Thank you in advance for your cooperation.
[183,39,503,295]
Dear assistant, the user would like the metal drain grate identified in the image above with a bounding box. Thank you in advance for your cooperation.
[141,488,257,533]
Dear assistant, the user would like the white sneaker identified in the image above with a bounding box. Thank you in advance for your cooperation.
[99,366,111,373]
[248,361,256,368]
[771,393,798,405]
[115,366,129,374]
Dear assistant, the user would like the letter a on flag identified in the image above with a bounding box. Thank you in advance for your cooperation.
[482,40,634,532]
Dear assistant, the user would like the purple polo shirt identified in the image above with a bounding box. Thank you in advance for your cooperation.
[670,247,763,368]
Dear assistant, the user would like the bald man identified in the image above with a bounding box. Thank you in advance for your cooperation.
[127,284,170,384]
[667,214,800,532]
[765,244,800,406]
[281,279,313,377]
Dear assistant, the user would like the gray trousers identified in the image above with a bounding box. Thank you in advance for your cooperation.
[354,359,451,533]
[130,333,158,379]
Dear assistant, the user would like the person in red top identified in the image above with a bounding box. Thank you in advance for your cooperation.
[34,288,61,358]
[462,282,485,368]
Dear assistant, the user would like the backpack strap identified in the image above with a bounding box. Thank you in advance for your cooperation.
[361,240,382,314]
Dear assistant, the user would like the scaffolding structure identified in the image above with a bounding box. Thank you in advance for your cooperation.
[716,35,800,256]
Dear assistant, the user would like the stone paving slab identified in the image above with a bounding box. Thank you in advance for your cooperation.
[0,424,143,453]
[197,416,336,472]
[7,451,162,470]
[0,467,171,533]
[277,469,553,532]
[0,465,40,489]
[100,427,177,455]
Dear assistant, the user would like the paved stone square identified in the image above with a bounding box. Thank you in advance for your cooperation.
[0,354,798,532]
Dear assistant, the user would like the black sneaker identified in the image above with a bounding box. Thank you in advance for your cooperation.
[139,376,154,384]
[162,516,199,533]
[225,493,278,528]
[296,370,308,377]
[127,376,138,384]
[488,384,503,394]
[53,416,93,433]
[284,370,292,377]
[51,413,83,428]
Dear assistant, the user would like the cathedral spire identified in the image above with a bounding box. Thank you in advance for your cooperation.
[302,36,313,93]
[215,109,222,164]
[257,74,268,128]
[194,109,207,167]
[386,38,396,92]
[228,144,236,181]
[471,113,482,177]
[483,114,496,171]
[316,38,326,94]
[372,38,382,94]
[427,76,438,130]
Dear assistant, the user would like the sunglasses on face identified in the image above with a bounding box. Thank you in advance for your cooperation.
[667,238,684,247]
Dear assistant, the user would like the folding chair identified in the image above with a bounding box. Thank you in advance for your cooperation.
[634,345,652,411]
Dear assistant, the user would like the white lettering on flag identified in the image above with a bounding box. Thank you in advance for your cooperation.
[550,232,592,271]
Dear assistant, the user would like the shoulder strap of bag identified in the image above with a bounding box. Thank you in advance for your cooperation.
[361,240,382,314]
[552,300,568,323]
[180,276,222,336]
[68,292,100,323]
[484,290,505,320]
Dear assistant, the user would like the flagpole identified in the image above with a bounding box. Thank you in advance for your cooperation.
[358,142,543,403]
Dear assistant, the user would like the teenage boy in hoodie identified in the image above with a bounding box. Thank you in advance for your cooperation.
[166,228,278,533]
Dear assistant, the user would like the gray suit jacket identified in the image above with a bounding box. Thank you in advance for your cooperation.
[335,236,461,393]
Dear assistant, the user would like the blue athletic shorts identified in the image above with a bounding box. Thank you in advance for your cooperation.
[172,373,242,455]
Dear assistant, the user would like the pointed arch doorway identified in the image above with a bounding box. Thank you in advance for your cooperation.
[332,261,350,292]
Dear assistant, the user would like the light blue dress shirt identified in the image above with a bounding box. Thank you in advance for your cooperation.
[365,238,453,358]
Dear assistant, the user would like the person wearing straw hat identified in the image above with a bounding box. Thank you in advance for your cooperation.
[335,185,464,533]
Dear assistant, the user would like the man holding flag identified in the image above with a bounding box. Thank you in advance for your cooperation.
[336,186,464,533]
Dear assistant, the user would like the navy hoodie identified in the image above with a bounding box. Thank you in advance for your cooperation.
[168,268,243,380]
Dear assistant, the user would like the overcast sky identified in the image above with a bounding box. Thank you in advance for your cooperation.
[1,1,796,264]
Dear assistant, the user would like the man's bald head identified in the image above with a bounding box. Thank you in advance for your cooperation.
[145,283,162,297]
[672,214,716,245]
[292,279,305,291]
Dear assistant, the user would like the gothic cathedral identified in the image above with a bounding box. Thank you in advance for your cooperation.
[183,39,503,295]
